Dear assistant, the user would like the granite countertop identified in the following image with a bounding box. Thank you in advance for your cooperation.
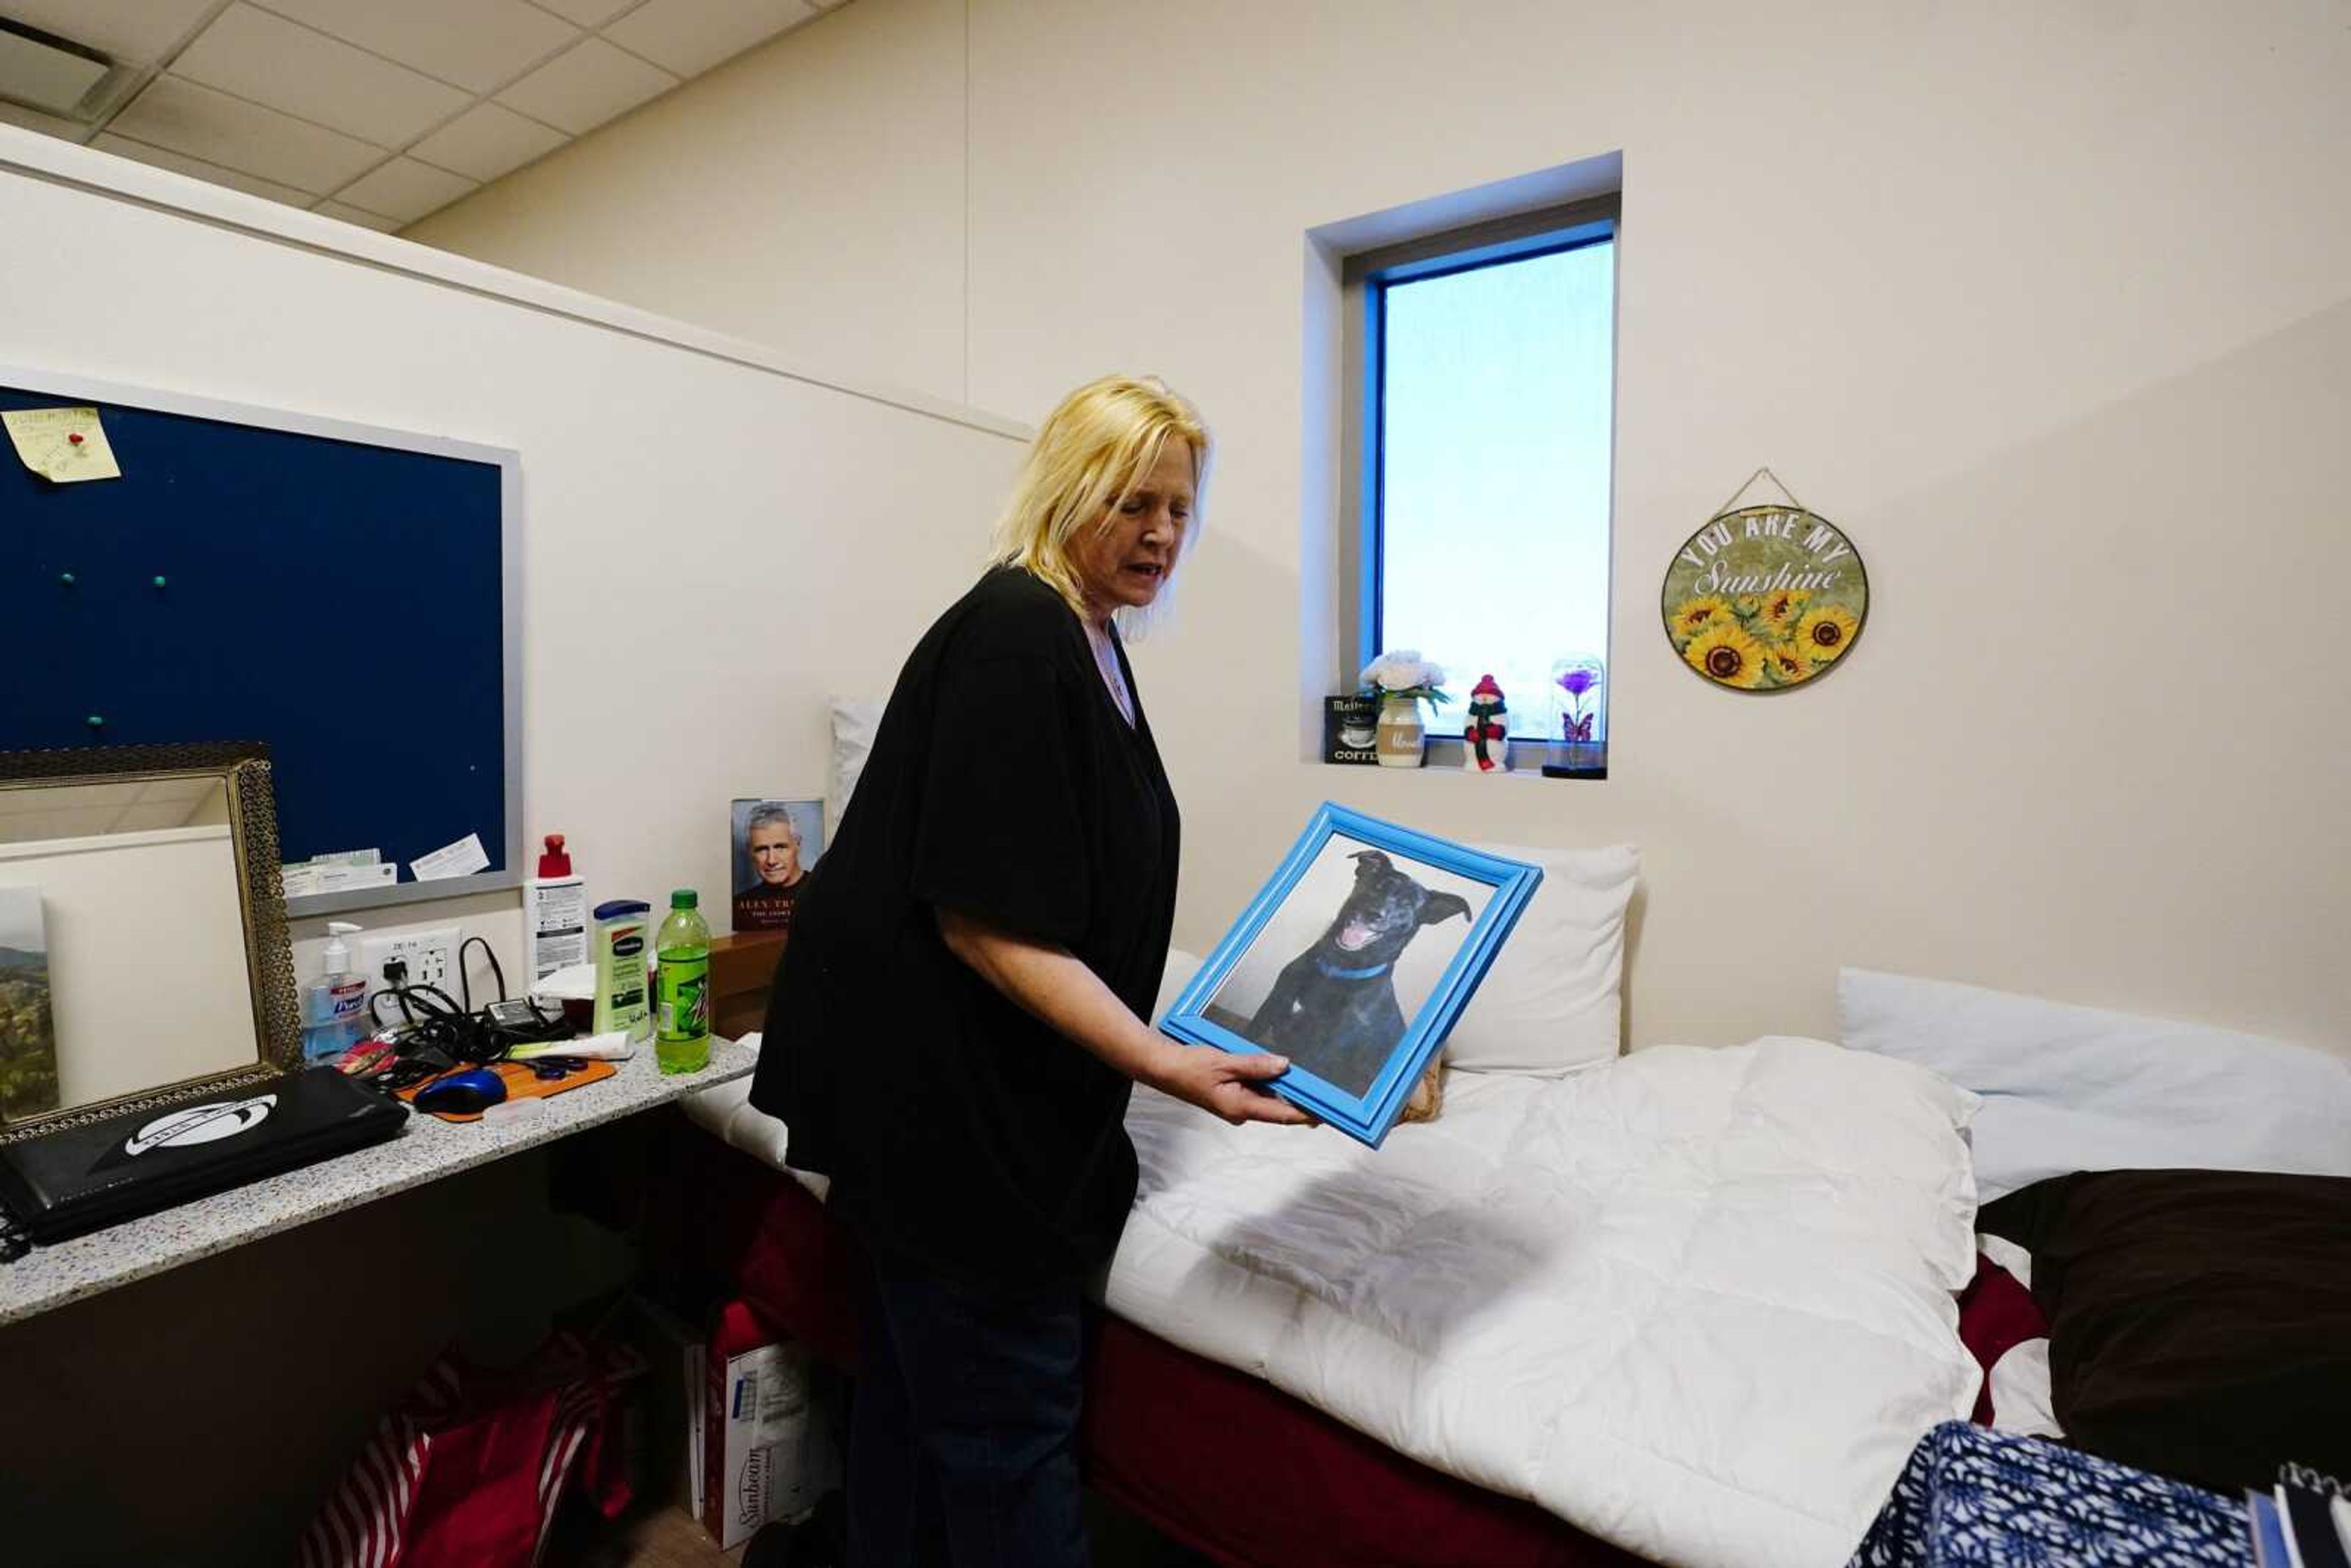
[0,1037,758,1327]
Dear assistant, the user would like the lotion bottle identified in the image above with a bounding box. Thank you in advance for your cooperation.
[592,900,653,1043]
[302,921,369,1063]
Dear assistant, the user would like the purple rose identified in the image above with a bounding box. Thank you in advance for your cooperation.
[1556,668,1598,697]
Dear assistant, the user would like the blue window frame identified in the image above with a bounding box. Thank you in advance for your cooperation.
[1362,214,1617,742]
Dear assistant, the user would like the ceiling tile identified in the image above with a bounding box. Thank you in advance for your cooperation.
[601,0,812,79]
[312,199,399,232]
[92,131,310,204]
[0,1,221,66]
[0,24,111,116]
[331,154,474,223]
[108,73,383,195]
[171,4,468,148]
[0,96,91,142]
[408,100,564,182]
[495,36,672,135]
[527,0,641,24]
[252,0,577,94]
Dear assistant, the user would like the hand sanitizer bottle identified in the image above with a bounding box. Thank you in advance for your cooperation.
[302,921,369,1064]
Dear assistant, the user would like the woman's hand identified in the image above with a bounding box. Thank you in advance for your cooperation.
[1146,1043,1318,1127]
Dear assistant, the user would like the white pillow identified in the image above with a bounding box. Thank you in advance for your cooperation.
[826,696,883,838]
[1840,967,2351,1202]
[1443,841,1640,1077]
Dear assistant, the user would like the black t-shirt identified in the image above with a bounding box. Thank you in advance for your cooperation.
[748,567,1180,1286]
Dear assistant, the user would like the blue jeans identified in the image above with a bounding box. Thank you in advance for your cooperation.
[849,1262,1090,1568]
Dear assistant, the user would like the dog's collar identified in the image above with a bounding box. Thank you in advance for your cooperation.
[1315,957,1392,981]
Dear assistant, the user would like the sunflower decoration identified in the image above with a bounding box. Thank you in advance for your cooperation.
[1794,604,1860,663]
[1682,621,1768,689]
[1761,639,1813,685]
[1668,595,1734,645]
[1757,588,1811,635]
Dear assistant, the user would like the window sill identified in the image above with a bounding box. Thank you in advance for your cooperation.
[1322,737,1607,779]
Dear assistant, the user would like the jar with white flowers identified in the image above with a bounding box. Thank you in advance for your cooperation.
[1359,651,1449,769]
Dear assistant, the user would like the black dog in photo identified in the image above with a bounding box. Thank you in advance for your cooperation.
[1246,850,1472,1096]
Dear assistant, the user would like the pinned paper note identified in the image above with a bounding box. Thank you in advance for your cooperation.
[411,832,491,882]
[3,407,122,483]
[281,850,396,898]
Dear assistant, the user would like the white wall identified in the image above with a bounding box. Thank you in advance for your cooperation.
[410,0,969,402]
[0,130,1022,1562]
[411,0,2351,1057]
[1,131,1024,993]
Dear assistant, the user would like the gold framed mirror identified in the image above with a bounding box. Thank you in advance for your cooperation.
[0,743,300,1144]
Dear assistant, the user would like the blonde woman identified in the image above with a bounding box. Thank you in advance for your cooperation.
[749,374,1308,1567]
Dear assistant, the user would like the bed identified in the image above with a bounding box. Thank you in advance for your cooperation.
[667,812,2351,1566]
[679,1021,1984,1568]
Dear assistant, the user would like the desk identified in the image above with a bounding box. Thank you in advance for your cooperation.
[0,1038,757,1327]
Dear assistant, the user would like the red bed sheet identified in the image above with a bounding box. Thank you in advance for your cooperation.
[666,1120,1644,1568]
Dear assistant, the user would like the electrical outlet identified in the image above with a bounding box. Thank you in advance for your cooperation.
[359,925,461,992]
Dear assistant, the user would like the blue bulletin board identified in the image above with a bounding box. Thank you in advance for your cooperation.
[0,366,522,915]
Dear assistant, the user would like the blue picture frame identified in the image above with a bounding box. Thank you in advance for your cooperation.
[1158,803,1542,1148]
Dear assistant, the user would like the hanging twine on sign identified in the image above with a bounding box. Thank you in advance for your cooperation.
[1709,465,1806,520]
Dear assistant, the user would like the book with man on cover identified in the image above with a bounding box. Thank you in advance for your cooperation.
[730,800,823,934]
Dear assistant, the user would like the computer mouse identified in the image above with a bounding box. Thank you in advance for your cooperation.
[414,1067,508,1116]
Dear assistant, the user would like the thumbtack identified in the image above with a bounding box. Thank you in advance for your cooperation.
[86,715,104,729]
[58,571,75,587]
[152,575,168,589]
[67,432,83,446]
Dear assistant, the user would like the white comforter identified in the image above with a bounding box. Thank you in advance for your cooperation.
[690,1034,1982,1568]
[1111,1038,1982,1568]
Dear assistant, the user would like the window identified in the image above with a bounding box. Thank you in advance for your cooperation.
[1359,206,1617,745]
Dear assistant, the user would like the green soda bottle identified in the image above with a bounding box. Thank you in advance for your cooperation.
[654,888,712,1074]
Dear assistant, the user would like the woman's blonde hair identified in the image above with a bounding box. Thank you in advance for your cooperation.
[988,374,1210,621]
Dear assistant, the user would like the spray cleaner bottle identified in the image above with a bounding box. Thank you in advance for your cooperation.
[302,921,369,1063]
[524,833,588,981]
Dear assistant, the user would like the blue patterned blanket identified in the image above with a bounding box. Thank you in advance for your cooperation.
[1849,1422,2250,1567]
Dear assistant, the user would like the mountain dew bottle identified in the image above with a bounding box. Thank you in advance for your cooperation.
[655,889,712,1074]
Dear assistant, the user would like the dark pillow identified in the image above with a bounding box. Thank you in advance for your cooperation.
[1978,1169,2351,1492]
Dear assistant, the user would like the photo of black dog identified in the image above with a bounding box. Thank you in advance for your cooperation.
[1242,849,1472,1096]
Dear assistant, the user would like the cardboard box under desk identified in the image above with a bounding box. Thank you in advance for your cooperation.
[703,1299,837,1548]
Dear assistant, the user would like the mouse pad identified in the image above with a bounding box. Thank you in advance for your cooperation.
[396,1058,618,1123]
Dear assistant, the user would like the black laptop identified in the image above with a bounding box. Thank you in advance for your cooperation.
[0,1067,408,1247]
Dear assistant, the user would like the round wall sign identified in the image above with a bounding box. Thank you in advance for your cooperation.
[1661,505,1868,691]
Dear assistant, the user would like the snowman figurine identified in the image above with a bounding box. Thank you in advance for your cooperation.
[1463,673,1508,774]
